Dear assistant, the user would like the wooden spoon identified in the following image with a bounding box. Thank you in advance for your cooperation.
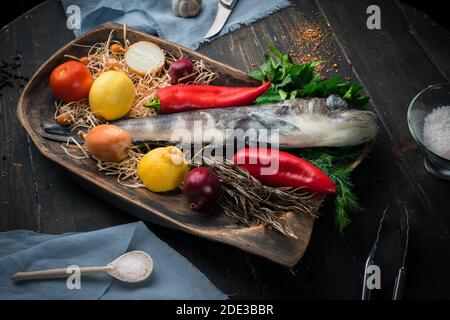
[11,251,153,283]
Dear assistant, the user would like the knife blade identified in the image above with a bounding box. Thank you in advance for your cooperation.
[204,0,239,39]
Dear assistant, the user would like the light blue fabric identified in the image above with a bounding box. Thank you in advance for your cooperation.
[61,0,292,49]
[0,222,226,300]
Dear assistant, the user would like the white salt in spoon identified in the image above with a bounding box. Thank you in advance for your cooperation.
[11,251,153,283]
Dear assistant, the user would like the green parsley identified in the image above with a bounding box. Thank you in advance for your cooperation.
[249,45,370,109]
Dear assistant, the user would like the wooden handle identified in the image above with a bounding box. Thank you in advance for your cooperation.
[11,266,113,282]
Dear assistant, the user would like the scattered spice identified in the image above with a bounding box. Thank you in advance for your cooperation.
[292,27,324,68]
[291,25,337,75]
[0,50,29,94]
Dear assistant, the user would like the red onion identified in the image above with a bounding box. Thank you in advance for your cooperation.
[169,57,194,84]
[184,167,221,211]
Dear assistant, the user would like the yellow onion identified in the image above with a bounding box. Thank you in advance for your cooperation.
[84,124,132,162]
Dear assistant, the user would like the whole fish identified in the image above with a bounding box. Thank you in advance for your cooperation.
[44,96,378,148]
[115,96,377,148]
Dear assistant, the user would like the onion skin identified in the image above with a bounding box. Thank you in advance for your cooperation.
[169,57,194,84]
[184,167,221,211]
[85,124,132,163]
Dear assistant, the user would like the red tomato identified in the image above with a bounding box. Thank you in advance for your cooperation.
[50,61,94,102]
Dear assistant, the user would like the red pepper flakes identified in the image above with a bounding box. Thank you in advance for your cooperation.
[290,25,338,74]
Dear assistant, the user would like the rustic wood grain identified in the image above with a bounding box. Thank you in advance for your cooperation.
[396,2,450,81]
[316,0,450,298]
[2,0,450,299]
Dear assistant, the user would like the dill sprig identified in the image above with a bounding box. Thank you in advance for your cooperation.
[331,167,359,232]
[293,148,362,231]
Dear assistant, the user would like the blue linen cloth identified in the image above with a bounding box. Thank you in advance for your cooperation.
[60,0,292,49]
[0,222,226,300]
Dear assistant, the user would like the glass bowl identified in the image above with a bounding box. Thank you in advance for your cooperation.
[407,83,450,180]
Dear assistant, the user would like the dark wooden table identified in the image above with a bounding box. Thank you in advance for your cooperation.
[1,0,449,299]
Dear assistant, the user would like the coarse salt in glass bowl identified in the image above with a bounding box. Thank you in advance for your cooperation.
[407,83,450,180]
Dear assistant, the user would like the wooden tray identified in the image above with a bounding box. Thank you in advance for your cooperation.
[17,22,315,267]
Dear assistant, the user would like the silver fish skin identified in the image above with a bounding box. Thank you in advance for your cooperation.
[113,98,378,148]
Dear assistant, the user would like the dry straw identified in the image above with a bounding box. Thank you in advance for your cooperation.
[56,28,217,128]
[204,158,323,238]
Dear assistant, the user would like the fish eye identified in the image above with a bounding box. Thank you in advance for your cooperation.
[326,94,347,110]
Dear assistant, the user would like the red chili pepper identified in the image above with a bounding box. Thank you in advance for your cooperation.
[145,81,270,114]
[233,148,336,195]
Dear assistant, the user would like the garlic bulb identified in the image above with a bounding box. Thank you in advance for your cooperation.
[172,0,202,18]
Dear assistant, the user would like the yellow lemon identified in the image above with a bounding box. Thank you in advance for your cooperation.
[89,71,136,121]
[137,146,189,193]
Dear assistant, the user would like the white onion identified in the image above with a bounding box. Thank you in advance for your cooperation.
[125,41,165,76]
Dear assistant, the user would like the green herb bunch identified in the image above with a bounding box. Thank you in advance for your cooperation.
[249,45,371,231]
[249,45,370,109]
